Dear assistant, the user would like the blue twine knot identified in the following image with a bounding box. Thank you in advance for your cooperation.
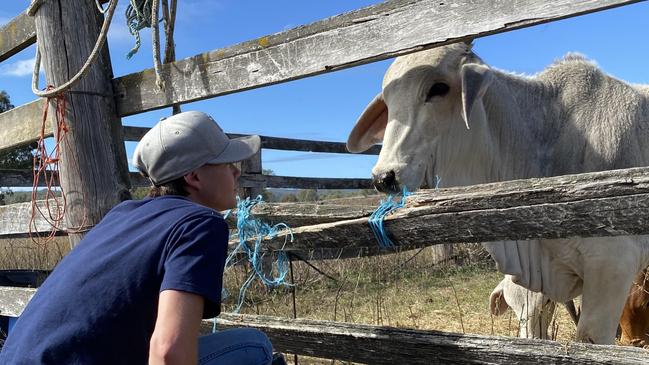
[221,195,293,316]
[368,176,441,249]
[368,186,411,248]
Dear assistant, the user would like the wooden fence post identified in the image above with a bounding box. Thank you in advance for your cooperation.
[239,149,263,199]
[33,0,131,247]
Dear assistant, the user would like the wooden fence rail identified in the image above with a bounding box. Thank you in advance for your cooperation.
[0,10,35,63]
[122,126,382,155]
[0,0,640,152]
[0,169,372,191]
[5,167,649,254]
[209,313,649,365]
[231,166,649,258]
[2,288,646,364]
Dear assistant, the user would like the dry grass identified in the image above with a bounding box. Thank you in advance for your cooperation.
[1,238,582,364]
[0,237,70,270]
[222,244,578,344]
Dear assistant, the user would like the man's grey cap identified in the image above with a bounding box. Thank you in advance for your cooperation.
[132,111,261,185]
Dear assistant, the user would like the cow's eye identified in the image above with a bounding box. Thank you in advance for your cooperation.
[426,82,450,101]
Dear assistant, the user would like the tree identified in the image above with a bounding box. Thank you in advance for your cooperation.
[0,91,37,205]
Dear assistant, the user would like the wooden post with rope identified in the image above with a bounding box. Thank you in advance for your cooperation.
[32,0,131,247]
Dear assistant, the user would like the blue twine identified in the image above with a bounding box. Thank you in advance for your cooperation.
[368,187,411,248]
[368,176,441,249]
[217,195,293,326]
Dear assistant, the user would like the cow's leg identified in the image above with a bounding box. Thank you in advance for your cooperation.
[578,256,636,344]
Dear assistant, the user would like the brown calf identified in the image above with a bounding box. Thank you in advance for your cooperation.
[620,268,649,347]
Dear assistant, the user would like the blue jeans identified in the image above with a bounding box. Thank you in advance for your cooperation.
[198,328,273,365]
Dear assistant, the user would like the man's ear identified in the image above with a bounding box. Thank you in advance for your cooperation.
[346,93,388,153]
[183,170,201,191]
[460,63,493,130]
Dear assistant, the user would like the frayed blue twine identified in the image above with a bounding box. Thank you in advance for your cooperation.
[368,187,411,248]
[213,195,293,332]
[368,176,441,249]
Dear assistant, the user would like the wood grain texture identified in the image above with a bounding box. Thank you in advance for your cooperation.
[123,126,382,155]
[0,9,35,63]
[0,286,35,317]
[0,0,639,151]
[0,100,51,151]
[231,167,649,256]
[2,290,646,363]
[113,0,640,116]
[205,313,649,364]
[34,0,131,245]
[0,1,108,62]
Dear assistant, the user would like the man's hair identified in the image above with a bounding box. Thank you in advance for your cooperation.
[147,176,189,197]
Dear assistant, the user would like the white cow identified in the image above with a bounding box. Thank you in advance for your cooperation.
[490,275,556,339]
[346,42,649,344]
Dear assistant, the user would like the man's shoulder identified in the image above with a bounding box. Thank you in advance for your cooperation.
[105,196,225,232]
[120,196,220,216]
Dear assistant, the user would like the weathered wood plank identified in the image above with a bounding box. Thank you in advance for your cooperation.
[239,149,263,199]
[0,10,35,63]
[1,0,640,151]
[0,169,46,187]
[34,0,132,246]
[0,201,66,238]
[0,1,109,63]
[263,175,372,190]
[205,313,649,364]
[0,170,372,191]
[113,0,640,116]
[237,167,649,256]
[234,134,381,155]
[226,196,382,227]
[2,290,645,363]
[0,286,35,317]
[0,100,51,152]
[0,194,381,242]
[123,126,382,155]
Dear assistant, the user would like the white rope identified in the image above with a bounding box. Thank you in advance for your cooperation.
[31,0,118,98]
[95,0,109,14]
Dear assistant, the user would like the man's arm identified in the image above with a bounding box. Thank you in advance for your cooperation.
[149,290,204,365]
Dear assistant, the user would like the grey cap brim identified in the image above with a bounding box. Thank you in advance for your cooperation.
[207,135,261,164]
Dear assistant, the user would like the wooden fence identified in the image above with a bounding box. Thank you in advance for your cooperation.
[1,0,648,363]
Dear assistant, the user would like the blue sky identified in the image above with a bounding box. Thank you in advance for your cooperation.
[1,1,649,180]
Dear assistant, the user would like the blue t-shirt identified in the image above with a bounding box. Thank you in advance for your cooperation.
[0,196,228,365]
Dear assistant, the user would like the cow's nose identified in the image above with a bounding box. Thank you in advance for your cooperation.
[372,170,399,193]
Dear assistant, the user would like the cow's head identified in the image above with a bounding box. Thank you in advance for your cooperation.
[347,42,493,193]
[620,269,649,347]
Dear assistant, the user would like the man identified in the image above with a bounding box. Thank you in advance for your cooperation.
[0,111,276,364]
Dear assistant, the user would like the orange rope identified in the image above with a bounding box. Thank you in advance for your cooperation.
[29,86,88,244]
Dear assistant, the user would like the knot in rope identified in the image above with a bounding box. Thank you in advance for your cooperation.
[368,176,441,249]
[368,187,412,248]
[223,195,293,314]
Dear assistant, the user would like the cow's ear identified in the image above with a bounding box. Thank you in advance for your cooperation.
[460,63,493,130]
[347,93,388,153]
